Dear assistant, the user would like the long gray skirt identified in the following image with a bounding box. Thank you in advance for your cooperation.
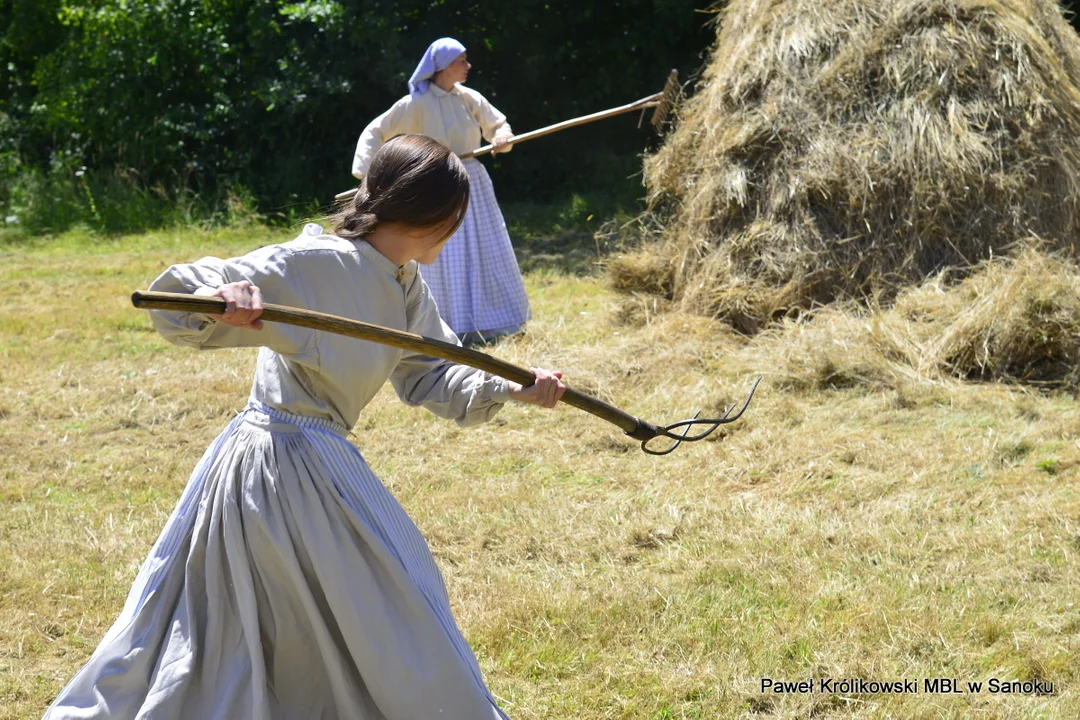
[44,402,508,720]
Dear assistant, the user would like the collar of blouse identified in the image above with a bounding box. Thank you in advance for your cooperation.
[354,239,418,287]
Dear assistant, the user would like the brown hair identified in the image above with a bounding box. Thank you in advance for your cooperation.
[330,134,470,243]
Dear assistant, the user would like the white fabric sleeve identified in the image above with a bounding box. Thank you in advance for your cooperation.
[464,89,513,149]
[147,244,319,358]
[389,270,511,427]
[352,97,411,179]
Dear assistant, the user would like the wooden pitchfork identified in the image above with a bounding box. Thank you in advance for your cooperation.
[333,70,680,204]
[131,290,757,456]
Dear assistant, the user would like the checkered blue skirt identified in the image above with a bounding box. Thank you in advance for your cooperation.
[421,159,531,338]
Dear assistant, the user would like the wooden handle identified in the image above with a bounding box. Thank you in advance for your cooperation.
[334,92,662,204]
[335,187,358,203]
[461,93,661,159]
[132,290,658,441]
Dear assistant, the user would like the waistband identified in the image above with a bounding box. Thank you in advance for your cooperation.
[241,401,348,437]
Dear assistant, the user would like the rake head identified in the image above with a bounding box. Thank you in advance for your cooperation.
[649,69,680,131]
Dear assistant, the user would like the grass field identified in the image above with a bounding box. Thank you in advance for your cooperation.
[1,222,1078,719]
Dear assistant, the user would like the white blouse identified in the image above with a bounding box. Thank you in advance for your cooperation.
[352,84,513,179]
[148,224,511,429]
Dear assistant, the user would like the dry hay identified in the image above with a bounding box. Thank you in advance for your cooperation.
[623,0,1080,333]
[757,245,1080,390]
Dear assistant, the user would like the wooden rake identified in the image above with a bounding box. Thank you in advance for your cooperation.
[333,70,680,204]
[131,290,757,455]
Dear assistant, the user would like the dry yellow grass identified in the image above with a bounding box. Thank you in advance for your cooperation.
[1,227,1079,718]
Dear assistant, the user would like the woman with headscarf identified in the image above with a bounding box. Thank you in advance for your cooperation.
[351,37,531,347]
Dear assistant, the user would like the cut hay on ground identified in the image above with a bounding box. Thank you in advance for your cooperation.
[620,0,1080,333]
[750,245,1080,391]
[6,228,1080,718]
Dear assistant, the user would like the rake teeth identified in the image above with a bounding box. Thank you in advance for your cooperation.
[650,69,680,131]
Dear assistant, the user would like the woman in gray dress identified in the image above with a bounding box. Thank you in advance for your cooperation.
[44,134,564,720]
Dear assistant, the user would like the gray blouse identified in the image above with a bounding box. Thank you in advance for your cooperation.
[148,224,511,429]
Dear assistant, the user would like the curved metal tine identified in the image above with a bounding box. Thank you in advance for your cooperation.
[720,376,761,424]
[639,379,762,455]
[659,417,723,442]
[642,410,700,456]
[661,377,762,436]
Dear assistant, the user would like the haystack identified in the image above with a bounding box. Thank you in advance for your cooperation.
[625,0,1080,333]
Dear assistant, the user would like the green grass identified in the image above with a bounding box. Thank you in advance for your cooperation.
[1,223,1078,718]
[503,191,645,276]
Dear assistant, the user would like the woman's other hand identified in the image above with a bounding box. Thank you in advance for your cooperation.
[508,368,565,408]
[491,133,514,154]
[196,281,264,330]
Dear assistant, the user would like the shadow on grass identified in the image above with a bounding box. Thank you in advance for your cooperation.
[504,194,644,276]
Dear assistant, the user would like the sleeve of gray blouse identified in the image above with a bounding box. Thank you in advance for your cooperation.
[389,272,511,427]
[146,245,316,357]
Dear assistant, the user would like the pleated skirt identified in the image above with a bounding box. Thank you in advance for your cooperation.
[421,159,531,339]
[44,402,508,720]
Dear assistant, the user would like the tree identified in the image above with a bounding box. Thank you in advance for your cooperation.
[2,0,716,228]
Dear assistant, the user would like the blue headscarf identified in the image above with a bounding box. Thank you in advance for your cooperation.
[408,38,467,97]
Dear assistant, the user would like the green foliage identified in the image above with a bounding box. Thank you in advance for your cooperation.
[0,0,713,235]
[6,163,203,235]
